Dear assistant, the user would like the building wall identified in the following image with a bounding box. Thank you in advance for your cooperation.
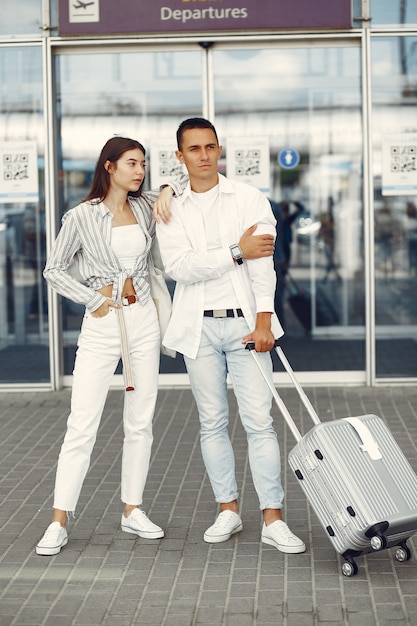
[0,1,416,388]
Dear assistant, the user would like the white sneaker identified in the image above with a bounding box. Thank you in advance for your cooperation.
[36,521,68,556]
[204,510,243,544]
[121,508,164,539]
[261,520,306,554]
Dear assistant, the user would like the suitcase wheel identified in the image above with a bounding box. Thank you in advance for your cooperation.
[395,542,412,563]
[366,521,389,551]
[341,558,358,577]
[370,534,387,551]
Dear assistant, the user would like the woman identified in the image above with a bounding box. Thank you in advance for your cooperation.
[36,137,185,556]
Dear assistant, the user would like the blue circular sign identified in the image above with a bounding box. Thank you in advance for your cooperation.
[278,148,300,169]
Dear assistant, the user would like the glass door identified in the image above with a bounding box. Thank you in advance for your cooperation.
[0,45,48,385]
[54,47,203,379]
[211,43,365,380]
[54,40,366,385]
[372,35,417,380]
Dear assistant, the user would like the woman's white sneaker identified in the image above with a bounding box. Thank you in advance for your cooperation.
[261,520,306,554]
[121,508,164,539]
[204,510,243,543]
[36,522,68,556]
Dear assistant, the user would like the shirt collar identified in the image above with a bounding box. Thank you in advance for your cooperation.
[92,200,112,217]
[93,196,140,218]
[177,173,235,205]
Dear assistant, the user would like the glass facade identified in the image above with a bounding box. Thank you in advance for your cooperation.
[212,45,365,374]
[56,49,203,376]
[372,1,417,26]
[0,0,42,37]
[0,45,48,385]
[372,35,417,378]
[0,1,416,388]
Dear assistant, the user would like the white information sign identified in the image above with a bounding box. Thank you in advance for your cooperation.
[382,133,417,196]
[69,0,100,24]
[150,139,185,190]
[226,137,270,194]
[0,141,39,204]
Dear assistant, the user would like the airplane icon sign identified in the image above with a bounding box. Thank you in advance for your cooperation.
[69,0,99,22]
[73,1,94,9]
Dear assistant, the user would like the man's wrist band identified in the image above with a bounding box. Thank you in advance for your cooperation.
[230,244,243,265]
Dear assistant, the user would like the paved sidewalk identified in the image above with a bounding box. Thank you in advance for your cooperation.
[0,384,417,626]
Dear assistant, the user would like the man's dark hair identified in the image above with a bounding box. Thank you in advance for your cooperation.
[176,117,219,150]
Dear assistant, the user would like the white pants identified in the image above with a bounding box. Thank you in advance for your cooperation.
[53,299,161,512]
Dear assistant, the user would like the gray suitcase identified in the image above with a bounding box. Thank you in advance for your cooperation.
[246,342,417,576]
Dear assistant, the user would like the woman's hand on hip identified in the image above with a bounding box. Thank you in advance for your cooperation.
[91,299,118,318]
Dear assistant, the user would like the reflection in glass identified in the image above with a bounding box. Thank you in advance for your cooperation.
[372,36,417,378]
[213,46,364,372]
[0,46,48,383]
[56,49,202,375]
[0,0,42,36]
[372,0,417,26]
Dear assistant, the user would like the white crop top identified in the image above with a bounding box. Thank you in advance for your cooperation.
[111,224,146,273]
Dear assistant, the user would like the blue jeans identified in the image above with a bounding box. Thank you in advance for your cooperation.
[184,317,284,511]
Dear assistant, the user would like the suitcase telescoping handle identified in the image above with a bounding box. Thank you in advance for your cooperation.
[245,341,321,442]
[273,343,321,427]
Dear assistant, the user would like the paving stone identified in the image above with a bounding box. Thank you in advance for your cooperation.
[0,386,416,625]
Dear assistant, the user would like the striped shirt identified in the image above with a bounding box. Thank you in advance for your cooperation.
[44,180,186,312]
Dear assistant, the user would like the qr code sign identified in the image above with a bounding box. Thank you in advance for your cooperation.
[3,153,29,181]
[234,149,261,177]
[390,145,416,173]
[158,150,183,177]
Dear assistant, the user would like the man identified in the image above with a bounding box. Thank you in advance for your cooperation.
[269,199,305,329]
[156,118,305,554]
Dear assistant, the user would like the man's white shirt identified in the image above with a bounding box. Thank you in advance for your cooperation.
[156,174,284,359]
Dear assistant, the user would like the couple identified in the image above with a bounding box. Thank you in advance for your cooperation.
[36,118,305,557]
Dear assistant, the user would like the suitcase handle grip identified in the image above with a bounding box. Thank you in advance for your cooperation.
[344,417,382,460]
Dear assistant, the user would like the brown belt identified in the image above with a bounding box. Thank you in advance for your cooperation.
[121,294,138,306]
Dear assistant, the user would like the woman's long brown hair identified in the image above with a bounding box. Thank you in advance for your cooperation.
[83,136,146,204]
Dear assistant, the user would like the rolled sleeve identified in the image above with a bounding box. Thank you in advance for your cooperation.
[255,294,275,314]
[43,213,106,312]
